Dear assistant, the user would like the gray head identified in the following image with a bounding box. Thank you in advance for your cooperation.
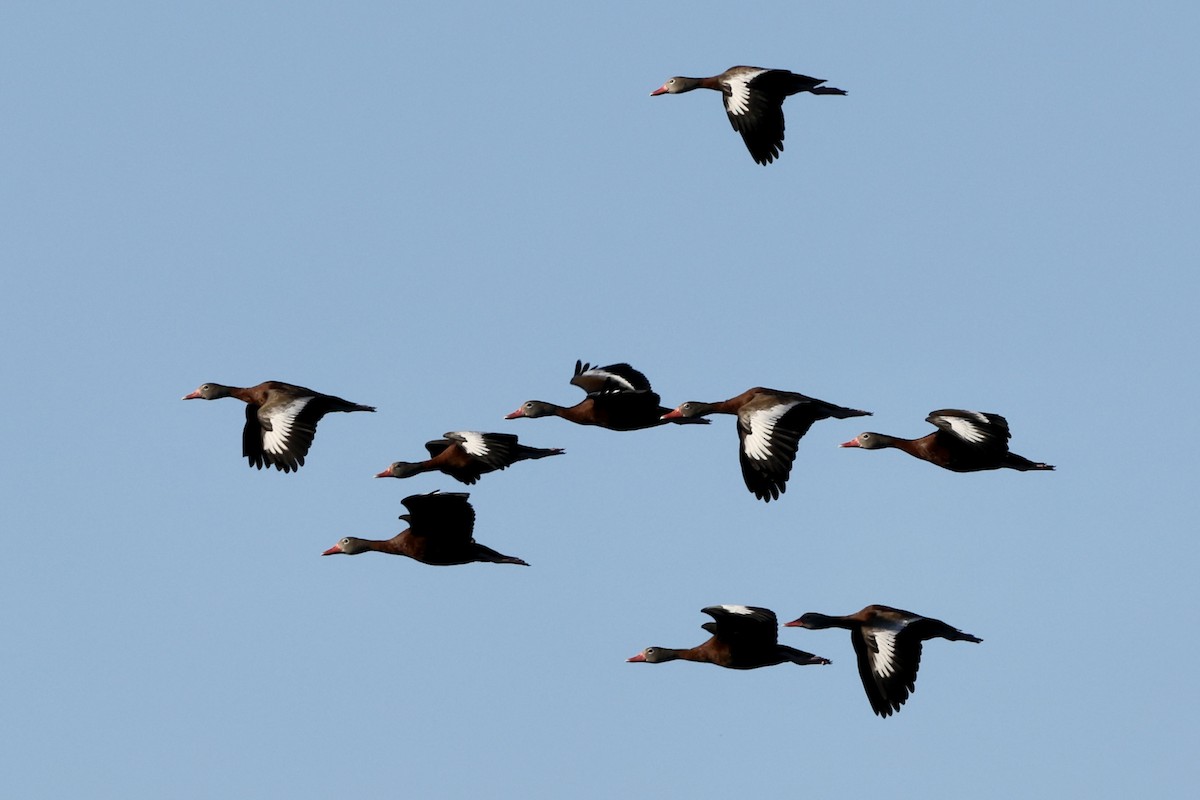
[322,537,370,556]
[626,647,680,664]
[504,400,560,420]
[650,77,703,96]
[783,612,833,630]
[182,382,233,401]
[661,400,716,421]
[840,432,891,450]
[375,462,423,479]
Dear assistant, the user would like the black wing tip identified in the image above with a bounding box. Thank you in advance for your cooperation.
[749,479,785,502]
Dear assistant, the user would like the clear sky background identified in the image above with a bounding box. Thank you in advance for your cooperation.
[3,2,1197,797]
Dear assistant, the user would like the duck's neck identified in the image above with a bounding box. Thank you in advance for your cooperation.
[373,535,411,556]
[900,433,942,459]
[557,401,598,424]
[206,383,240,400]
[801,613,855,631]
[864,433,919,455]
[674,77,708,93]
[690,400,730,417]
[533,401,568,419]
[713,388,769,414]
[408,459,438,476]
[642,646,708,664]
[671,646,719,664]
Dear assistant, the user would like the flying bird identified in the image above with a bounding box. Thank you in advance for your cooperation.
[785,605,982,718]
[650,66,846,165]
[662,387,870,501]
[841,409,1055,472]
[505,360,708,431]
[321,491,528,566]
[627,605,831,670]
[182,380,374,472]
[376,431,564,485]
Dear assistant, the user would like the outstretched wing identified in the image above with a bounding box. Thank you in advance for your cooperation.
[851,610,925,718]
[244,397,319,472]
[444,431,519,470]
[736,397,806,501]
[722,68,785,165]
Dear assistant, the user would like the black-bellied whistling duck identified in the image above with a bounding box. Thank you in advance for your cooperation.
[376,431,563,485]
[505,360,709,432]
[183,381,375,472]
[785,605,982,718]
[627,605,831,670]
[650,66,846,165]
[321,491,527,566]
[841,409,1055,472]
[662,388,870,502]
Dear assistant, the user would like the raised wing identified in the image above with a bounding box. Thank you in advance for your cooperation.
[701,605,780,646]
[570,360,653,394]
[927,409,1011,450]
[400,491,476,544]
[423,438,455,458]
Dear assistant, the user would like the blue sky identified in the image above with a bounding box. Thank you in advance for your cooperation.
[2,2,1197,797]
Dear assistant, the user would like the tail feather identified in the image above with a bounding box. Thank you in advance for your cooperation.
[943,628,983,644]
[1006,452,1055,471]
[527,447,565,460]
[781,646,832,666]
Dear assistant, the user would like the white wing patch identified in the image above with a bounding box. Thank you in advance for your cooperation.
[719,604,755,615]
[940,413,991,444]
[580,367,638,392]
[449,431,489,457]
[261,397,310,454]
[866,618,907,678]
[741,401,799,461]
[724,69,767,117]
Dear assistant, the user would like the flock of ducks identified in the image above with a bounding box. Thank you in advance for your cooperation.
[182,57,1057,720]
[185,347,1052,717]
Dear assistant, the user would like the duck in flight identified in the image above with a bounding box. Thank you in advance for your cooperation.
[651,66,846,165]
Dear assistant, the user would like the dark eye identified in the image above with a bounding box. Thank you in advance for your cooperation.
[341,538,350,545]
